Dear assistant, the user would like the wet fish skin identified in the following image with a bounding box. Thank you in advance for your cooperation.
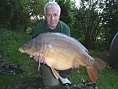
[19,32,106,83]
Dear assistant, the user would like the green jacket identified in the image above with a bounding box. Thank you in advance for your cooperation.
[32,20,70,38]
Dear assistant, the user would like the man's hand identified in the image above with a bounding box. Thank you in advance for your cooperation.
[72,62,80,68]
[30,54,45,64]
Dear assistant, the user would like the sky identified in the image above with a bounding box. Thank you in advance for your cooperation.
[50,0,81,8]
[75,0,81,8]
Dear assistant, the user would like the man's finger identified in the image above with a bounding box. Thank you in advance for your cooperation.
[72,62,80,68]
[39,55,45,63]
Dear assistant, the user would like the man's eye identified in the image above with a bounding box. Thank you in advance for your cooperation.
[46,14,58,17]
[54,14,58,16]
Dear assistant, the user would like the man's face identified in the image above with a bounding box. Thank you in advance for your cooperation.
[45,7,60,29]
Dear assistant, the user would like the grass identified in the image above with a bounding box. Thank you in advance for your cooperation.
[0,29,118,89]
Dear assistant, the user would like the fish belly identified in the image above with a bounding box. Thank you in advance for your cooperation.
[42,42,88,70]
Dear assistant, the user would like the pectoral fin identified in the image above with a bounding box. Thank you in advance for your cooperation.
[51,68,59,79]
[38,62,40,71]
[86,67,98,83]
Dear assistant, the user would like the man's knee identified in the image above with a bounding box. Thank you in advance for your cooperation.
[40,64,59,87]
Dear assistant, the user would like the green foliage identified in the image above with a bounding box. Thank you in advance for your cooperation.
[0,28,31,62]
[56,0,77,32]
[74,0,104,49]
[0,0,48,30]
[0,0,28,30]
[0,29,43,88]
[102,0,118,49]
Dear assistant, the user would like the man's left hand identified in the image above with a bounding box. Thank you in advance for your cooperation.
[72,62,80,68]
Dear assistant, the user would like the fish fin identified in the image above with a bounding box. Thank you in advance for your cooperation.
[38,62,40,71]
[93,58,106,70]
[51,68,59,79]
[86,67,98,83]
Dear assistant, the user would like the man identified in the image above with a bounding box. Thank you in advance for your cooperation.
[31,1,79,87]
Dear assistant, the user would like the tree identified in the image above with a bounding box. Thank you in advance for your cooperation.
[56,0,76,32]
[0,0,48,30]
[74,0,104,49]
[102,0,118,49]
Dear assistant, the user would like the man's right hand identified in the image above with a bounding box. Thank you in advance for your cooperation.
[30,54,45,64]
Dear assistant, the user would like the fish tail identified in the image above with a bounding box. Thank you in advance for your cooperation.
[86,67,98,83]
[93,58,106,70]
[86,58,106,83]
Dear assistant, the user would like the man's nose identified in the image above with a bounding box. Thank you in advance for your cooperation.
[51,15,54,20]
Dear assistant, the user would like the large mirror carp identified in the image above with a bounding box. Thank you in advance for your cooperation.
[19,32,106,83]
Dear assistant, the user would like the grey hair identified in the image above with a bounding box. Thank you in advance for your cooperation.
[44,1,61,15]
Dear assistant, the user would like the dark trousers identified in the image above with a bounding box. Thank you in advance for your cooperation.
[40,64,71,87]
